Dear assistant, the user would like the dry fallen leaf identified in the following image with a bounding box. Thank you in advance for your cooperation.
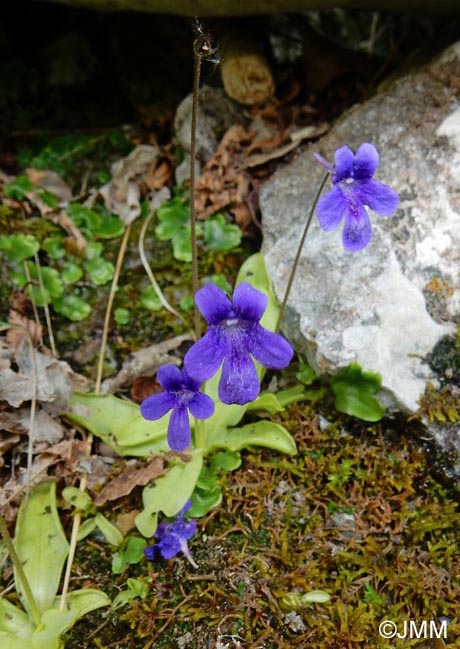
[99,144,160,224]
[145,158,173,191]
[6,310,43,352]
[194,124,256,232]
[101,333,192,394]
[115,509,140,536]
[0,337,89,410]
[94,456,167,506]
[26,168,73,205]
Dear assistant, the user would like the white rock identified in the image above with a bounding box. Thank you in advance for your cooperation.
[261,42,460,414]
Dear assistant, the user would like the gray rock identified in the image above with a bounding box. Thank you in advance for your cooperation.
[174,85,241,163]
[260,43,460,414]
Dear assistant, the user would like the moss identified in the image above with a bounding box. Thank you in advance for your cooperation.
[429,332,460,386]
[66,403,460,648]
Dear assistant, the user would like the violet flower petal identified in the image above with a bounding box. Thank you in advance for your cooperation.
[353,143,379,180]
[157,364,184,391]
[173,518,197,540]
[316,186,347,231]
[178,499,192,517]
[168,406,191,452]
[218,352,260,405]
[249,326,294,369]
[356,178,399,216]
[342,204,372,252]
[184,328,229,382]
[179,538,198,568]
[334,145,354,181]
[195,283,232,324]
[140,392,174,420]
[143,545,160,561]
[158,534,182,559]
[232,282,268,322]
[188,392,214,419]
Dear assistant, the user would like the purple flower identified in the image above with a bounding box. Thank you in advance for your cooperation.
[144,500,198,568]
[140,365,214,452]
[314,143,399,252]
[183,282,293,405]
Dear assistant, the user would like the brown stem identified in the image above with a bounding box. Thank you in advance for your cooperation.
[276,173,329,333]
[190,49,202,340]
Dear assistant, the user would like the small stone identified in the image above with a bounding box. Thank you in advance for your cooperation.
[284,610,307,633]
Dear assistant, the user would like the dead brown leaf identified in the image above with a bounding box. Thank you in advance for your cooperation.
[145,158,172,191]
[0,336,89,410]
[101,333,192,394]
[94,457,167,506]
[131,375,157,403]
[194,125,257,232]
[26,168,73,205]
[99,144,159,224]
[6,310,43,352]
[115,510,140,535]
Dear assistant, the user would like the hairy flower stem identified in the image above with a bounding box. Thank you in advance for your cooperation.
[276,173,329,333]
[190,46,202,340]
[0,512,41,627]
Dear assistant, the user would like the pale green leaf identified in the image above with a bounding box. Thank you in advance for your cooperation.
[53,589,111,622]
[245,392,284,415]
[67,393,169,456]
[111,590,138,610]
[135,451,203,537]
[300,590,331,604]
[281,589,331,609]
[62,486,93,512]
[0,632,33,649]
[126,578,149,598]
[14,482,69,616]
[94,513,123,547]
[76,517,97,541]
[31,590,110,649]
[236,252,280,332]
[208,420,297,456]
[0,598,33,638]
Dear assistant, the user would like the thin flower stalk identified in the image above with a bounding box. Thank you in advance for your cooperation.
[138,206,191,334]
[34,252,57,357]
[276,172,329,333]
